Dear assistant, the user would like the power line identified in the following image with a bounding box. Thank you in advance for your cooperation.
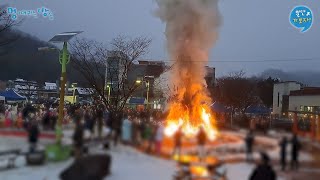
[145,57,320,63]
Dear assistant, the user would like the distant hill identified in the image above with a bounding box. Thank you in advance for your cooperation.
[0,30,86,85]
[260,69,320,86]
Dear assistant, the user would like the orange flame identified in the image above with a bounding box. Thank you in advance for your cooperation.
[164,84,218,140]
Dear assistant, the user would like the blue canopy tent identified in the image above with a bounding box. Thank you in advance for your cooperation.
[128,97,146,105]
[0,89,27,101]
[245,105,271,115]
[210,102,230,113]
[127,97,146,110]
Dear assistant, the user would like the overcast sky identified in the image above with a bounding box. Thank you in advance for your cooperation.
[3,0,320,76]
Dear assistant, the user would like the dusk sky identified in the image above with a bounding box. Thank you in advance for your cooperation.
[3,0,320,76]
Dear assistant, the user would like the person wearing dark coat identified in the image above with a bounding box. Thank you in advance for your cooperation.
[279,136,288,171]
[291,134,301,170]
[245,130,255,162]
[249,152,276,180]
[96,106,104,139]
[84,109,95,137]
[73,114,84,159]
[112,113,122,146]
[22,104,36,129]
[28,120,39,152]
[42,110,51,130]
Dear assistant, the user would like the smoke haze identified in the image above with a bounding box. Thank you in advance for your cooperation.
[155,0,221,106]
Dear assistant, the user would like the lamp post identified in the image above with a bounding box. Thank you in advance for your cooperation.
[136,76,152,110]
[48,31,82,144]
[146,81,150,110]
[144,76,154,110]
[106,84,111,102]
[72,83,77,104]
[39,31,82,161]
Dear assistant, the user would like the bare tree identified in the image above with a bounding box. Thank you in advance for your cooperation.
[70,36,151,143]
[214,71,258,113]
[0,5,21,47]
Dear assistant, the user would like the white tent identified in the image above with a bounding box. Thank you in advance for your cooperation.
[0,96,4,101]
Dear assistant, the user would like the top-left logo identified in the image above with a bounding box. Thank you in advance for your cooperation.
[7,7,54,21]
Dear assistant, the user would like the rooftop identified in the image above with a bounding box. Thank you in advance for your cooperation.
[290,87,320,96]
[275,81,300,84]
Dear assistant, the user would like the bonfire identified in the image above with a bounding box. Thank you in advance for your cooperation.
[156,0,221,139]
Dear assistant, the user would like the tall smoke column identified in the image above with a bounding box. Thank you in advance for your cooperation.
[155,0,221,111]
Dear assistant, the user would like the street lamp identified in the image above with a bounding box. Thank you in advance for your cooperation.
[71,83,77,104]
[106,84,111,102]
[146,80,150,109]
[48,31,82,144]
[135,76,153,110]
[144,76,154,110]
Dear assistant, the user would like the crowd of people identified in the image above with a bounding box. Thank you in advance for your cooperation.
[0,102,164,160]
[0,102,110,131]
[117,110,166,153]
[0,102,306,180]
[0,103,59,129]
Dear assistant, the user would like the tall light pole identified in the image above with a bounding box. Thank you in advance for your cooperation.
[72,83,77,104]
[107,84,111,102]
[146,81,150,109]
[48,31,82,144]
[144,76,154,110]
[135,76,153,110]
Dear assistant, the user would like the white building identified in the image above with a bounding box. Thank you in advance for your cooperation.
[288,88,320,113]
[44,82,57,90]
[8,78,39,98]
[105,51,128,90]
[272,81,301,115]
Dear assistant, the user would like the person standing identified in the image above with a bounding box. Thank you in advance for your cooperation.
[42,108,51,130]
[291,134,301,170]
[249,152,276,180]
[121,116,132,144]
[84,108,94,139]
[279,136,288,171]
[245,130,255,162]
[5,108,12,128]
[28,119,40,152]
[96,105,104,139]
[173,127,183,158]
[197,126,207,161]
[73,113,84,159]
[155,124,164,155]
[16,110,23,129]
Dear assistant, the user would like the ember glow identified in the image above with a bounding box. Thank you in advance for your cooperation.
[156,0,221,140]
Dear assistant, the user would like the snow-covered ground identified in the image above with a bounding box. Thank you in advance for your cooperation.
[0,136,272,180]
[0,144,176,180]
[5,128,312,180]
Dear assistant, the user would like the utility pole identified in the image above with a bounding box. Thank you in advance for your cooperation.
[56,42,68,144]
[146,81,150,110]
[40,31,82,161]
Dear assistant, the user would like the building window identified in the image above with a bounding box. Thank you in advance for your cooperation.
[300,106,304,111]
[277,93,280,107]
[307,106,314,112]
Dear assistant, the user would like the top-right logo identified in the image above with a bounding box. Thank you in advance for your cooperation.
[290,6,313,33]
